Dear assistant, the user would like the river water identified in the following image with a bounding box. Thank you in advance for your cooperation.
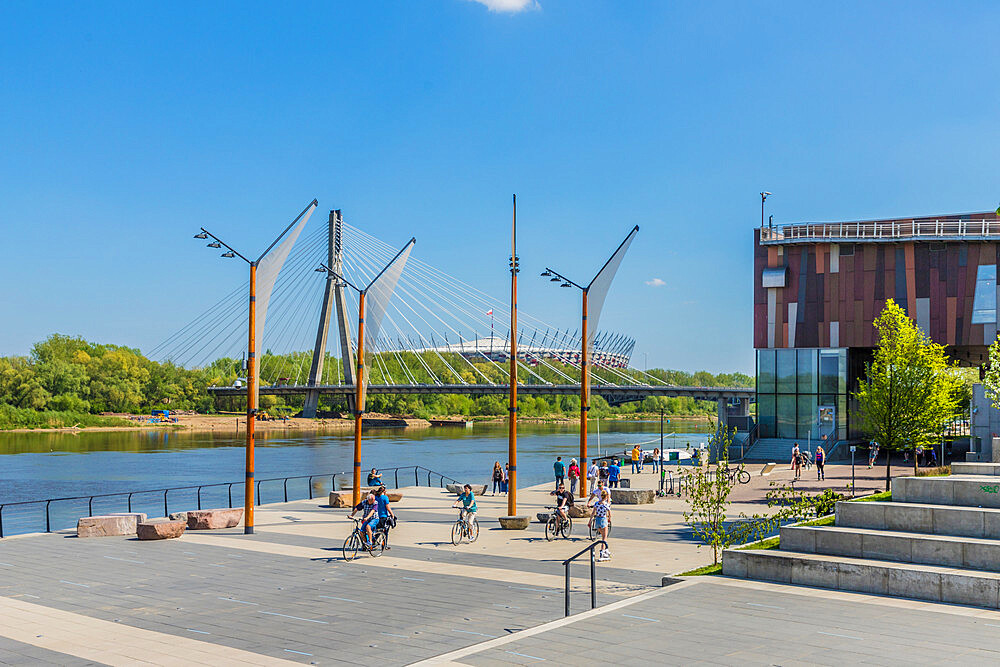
[0,419,711,535]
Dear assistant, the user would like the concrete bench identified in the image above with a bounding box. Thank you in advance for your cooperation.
[136,518,186,540]
[77,513,147,538]
[759,463,777,476]
[328,490,403,507]
[186,508,244,530]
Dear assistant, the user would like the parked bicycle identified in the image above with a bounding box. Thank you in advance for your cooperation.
[544,506,573,541]
[451,509,479,545]
[727,467,751,485]
[343,517,386,561]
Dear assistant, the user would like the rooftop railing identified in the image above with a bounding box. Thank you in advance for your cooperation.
[760,217,1000,244]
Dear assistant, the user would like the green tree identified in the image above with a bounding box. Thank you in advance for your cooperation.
[855,299,963,490]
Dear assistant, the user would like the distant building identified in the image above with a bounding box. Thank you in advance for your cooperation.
[754,211,1000,446]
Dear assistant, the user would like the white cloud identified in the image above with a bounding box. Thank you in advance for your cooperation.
[467,0,539,13]
[645,278,666,287]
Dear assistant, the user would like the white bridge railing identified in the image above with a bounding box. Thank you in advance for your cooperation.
[760,217,1000,244]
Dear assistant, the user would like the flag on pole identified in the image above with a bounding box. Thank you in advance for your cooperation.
[486,309,493,315]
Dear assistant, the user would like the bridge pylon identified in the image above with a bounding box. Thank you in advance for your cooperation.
[303,210,357,417]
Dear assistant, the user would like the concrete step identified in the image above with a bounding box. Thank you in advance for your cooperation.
[722,548,1000,608]
[780,524,1000,571]
[835,500,1000,538]
[744,438,801,463]
[892,475,1000,508]
[952,462,1000,476]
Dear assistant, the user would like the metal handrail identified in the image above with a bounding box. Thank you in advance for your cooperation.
[760,217,1000,244]
[561,540,608,617]
[0,464,459,539]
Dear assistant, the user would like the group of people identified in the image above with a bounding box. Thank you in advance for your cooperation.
[491,461,510,495]
[790,442,826,480]
[349,485,396,547]
[549,478,613,561]
[554,457,624,490]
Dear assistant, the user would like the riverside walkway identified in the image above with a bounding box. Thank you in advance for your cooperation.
[0,464,991,665]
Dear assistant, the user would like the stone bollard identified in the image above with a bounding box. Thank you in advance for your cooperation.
[137,518,186,540]
[186,508,244,530]
[498,516,530,530]
[77,513,147,538]
[610,489,655,505]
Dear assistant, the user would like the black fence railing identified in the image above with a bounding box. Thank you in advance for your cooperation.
[562,540,608,616]
[0,465,460,539]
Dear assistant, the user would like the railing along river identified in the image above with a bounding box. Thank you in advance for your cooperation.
[0,465,459,538]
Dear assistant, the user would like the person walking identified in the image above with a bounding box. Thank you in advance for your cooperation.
[608,459,621,488]
[815,446,825,481]
[792,442,802,479]
[599,460,610,485]
[568,458,580,495]
[502,462,509,494]
[553,456,566,490]
[631,445,642,474]
[587,459,599,491]
[651,448,660,473]
[790,442,799,471]
[868,441,878,469]
[591,488,613,561]
[491,461,504,496]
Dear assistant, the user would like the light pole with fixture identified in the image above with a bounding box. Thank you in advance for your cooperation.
[761,191,772,230]
[317,237,416,506]
[541,224,639,499]
[194,199,318,534]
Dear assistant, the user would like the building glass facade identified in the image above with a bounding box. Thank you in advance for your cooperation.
[756,348,848,440]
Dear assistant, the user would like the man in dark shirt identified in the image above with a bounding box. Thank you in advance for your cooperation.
[550,483,574,521]
[553,456,566,490]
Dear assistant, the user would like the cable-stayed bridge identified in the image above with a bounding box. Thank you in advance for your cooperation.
[152,209,753,416]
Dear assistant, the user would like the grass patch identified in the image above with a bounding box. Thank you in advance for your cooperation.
[0,405,131,430]
[677,563,723,576]
[851,490,891,502]
[916,465,950,477]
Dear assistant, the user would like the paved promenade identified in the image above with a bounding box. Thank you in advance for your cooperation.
[0,463,959,665]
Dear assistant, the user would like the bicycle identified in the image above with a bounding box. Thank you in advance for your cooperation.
[544,506,573,541]
[588,510,611,539]
[726,468,751,485]
[451,509,479,545]
[343,517,386,561]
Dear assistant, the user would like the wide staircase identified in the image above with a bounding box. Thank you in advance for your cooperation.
[723,462,1000,608]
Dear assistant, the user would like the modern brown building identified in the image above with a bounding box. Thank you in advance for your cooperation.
[753,211,1000,449]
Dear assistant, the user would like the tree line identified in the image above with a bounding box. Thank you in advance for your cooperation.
[0,334,752,425]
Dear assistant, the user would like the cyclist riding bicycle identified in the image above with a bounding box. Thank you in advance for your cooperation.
[355,493,379,547]
[452,483,478,524]
[374,486,396,547]
[550,482,574,521]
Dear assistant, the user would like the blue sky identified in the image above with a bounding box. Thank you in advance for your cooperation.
[1,1,999,373]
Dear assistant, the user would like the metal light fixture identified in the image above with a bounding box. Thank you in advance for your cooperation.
[541,271,552,277]
[221,251,235,258]
[194,232,208,239]
[207,241,222,248]
[560,282,572,287]
[550,277,561,282]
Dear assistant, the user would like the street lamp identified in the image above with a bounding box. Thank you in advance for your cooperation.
[318,236,416,507]
[761,191,772,229]
[194,199,317,534]
[542,225,640,499]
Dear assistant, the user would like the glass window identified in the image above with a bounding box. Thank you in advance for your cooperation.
[972,265,997,324]
[838,395,848,440]
[757,394,775,438]
[819,350,840,394]
[838,349,847,394]
[777,395,796,438]
[757,350,775,393]
[776,349,796,393]
[797,394,818,440]
[797,349,817,393]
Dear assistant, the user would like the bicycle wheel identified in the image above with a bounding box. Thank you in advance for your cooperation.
[545,515,557,541]
[468,517,479,543]
[370,531,386,557]
[452,520,464,545]
[588,519,595,540]
[738,470,751,485]
[343,532,361,562]
[561,516,573,539]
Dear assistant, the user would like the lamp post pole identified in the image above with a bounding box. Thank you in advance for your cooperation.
[245,262,257,533]
[508,194,519,517]
[353,291,366,507]
[579,288,589,500]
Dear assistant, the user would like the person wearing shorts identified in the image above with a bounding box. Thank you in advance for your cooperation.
[592,489,612,561]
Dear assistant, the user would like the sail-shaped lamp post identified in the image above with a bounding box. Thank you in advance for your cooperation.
[541,225,639,500]
[194,199,318,533]
[318,237,416,506]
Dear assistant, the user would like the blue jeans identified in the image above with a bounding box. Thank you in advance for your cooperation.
[632,460,640,474]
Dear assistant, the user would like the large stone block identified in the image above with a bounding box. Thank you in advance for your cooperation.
[910,535,963,568]
[836,501,885,530]
[893,477,955,505]
[885,504,933,534]
[790,557,839,589]
[886,567,941,602]
[932,506,985,538]
[498,516,530,530]
[952,462,1000,476]
[446,484,487,496]
[136,519,186,540]
[941,572,1000,608]
[962,541,1000,572]
[778,526,816,553]
[746,553,792,584]
[186,508,244,530]
[955,480,1000,508]
[816,529,863,558]
[568,505,589,519]
[77,513,146,538]
[861,533,912,561]
[329,490,403,507]
[837,562,888,595]
[984,511,1000,539]
[609,489,654,505]
[721,549,748,578]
